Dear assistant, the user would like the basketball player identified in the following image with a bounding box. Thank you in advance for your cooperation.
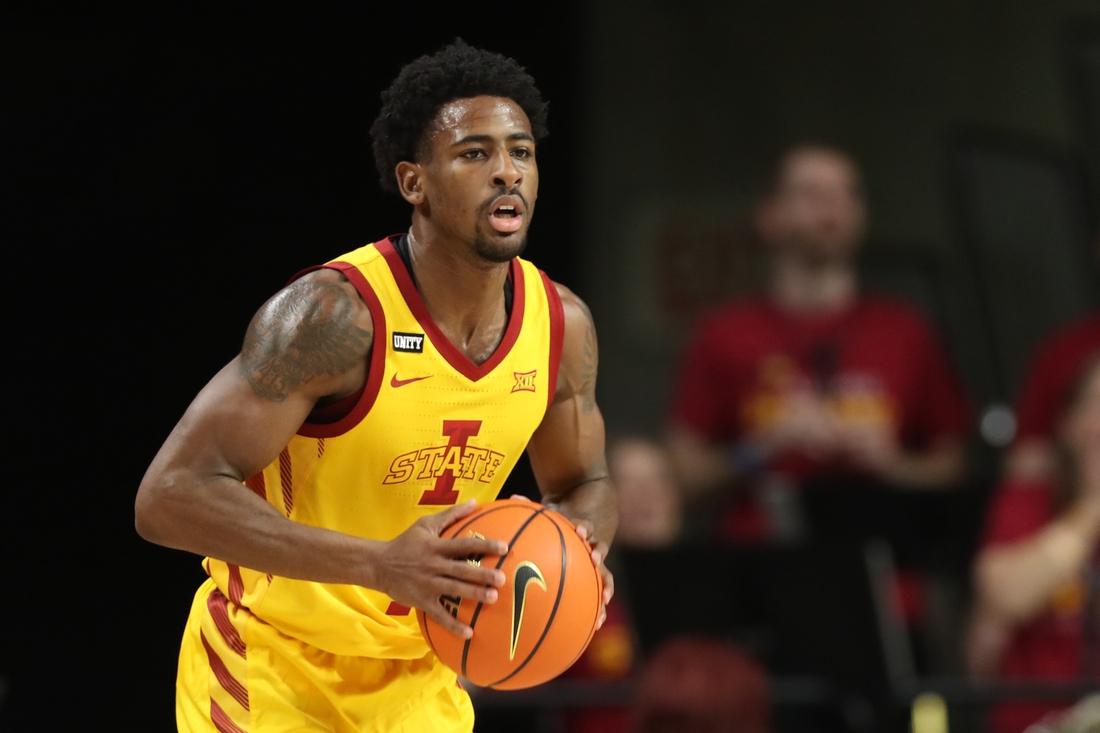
[135,41,616,732]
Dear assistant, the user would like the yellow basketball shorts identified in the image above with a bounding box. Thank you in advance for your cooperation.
[176,579,474,733]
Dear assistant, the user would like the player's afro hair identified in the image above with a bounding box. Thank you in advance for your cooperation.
[370,39,549,194]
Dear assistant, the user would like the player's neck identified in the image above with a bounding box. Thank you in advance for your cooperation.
[770,251,857,315]
[406,225,510,358]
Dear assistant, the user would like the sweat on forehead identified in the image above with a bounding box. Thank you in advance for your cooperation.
[421,97,532,151]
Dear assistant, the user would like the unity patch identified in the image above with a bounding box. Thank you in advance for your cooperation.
[392,332,425,353]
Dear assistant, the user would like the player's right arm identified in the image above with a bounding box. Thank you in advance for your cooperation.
[135,269,504,636]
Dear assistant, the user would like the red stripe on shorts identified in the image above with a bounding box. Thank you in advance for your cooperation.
[279,448,294,515]
[210,699,248,733]
[207,589,246,659]
[201,631,250,711]
[227,564,244,606]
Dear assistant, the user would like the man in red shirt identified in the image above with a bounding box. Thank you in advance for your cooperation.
[667,144,970,543]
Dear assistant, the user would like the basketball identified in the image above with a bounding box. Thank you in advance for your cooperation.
[417,499,604,690]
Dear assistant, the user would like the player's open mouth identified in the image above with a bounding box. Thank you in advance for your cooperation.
[487,196,525,234]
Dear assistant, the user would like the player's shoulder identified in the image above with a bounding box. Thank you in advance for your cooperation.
[550,281,593,331]
[245,268,375,356]
[283,267,373,324]
[237,267,375,401]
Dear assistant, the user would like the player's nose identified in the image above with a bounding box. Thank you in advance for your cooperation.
[491,151,522,189]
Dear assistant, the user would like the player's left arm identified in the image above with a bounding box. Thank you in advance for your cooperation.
[526,283,617,626]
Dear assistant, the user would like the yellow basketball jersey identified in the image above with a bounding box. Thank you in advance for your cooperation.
[203,236,565,659]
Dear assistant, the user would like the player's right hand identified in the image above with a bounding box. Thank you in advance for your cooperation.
[374,500,508,638]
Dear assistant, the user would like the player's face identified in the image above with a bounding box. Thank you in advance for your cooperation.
[421,96,539,263]
[761,150,866,264]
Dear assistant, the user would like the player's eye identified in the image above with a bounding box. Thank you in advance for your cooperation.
[460,149,487,160]
[511,148,532,159]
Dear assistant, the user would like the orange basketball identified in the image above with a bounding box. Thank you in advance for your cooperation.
[417,499,604,690]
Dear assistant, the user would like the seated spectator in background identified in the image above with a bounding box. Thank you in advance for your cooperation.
[666,143,970,544]
[967,356,1100,733]
[564,436,682,733]
[1003,234,1100,482]
[609,437,683,548]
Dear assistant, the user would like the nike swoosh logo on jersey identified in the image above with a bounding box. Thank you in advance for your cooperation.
[390,374,433,388]
[510,561,547,660]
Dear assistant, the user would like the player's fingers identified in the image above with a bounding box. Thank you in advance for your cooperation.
[423,500,478,534]
[574,520,595,544]
[596,606,607,630]
[443,559,506,588]
[441,535,509,559]
[437,577,499,605]
[508,494,532,502]
[424,599,473,639]
[601,566,615,604]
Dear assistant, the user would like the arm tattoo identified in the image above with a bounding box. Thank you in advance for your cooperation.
[577,298,598,413]
[238,280,372,402]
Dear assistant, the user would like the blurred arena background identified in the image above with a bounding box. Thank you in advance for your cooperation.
[3,2,1098,732]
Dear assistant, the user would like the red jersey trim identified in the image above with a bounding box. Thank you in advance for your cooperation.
[294,261,387,439]
[307,387,363,423]
[376,236,526,382]
[541,270,565,408]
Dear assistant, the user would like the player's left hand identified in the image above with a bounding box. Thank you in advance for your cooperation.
[510,495,614,630]
[574,520,614,630]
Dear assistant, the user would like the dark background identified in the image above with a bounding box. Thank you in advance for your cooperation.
[4,2,1100,731]
[2,4,579,728]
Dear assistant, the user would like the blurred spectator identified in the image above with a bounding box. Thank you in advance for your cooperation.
[1003,233,1100,482]
[610,437,683,548]
[666,143,971,544]
[966,356,1100,733]
[632,636,771,733]
[563,436,682,733]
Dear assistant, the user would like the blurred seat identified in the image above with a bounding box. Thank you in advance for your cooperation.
[1065,19,1100,205]
[620,543,902,732]
[946,131,1099,403]
[633,635,770,733]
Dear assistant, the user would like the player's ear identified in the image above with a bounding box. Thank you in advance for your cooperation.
[396,161,426,206]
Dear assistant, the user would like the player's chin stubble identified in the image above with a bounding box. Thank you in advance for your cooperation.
[471,225,528,263]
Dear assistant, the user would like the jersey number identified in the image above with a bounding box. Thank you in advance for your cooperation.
[417,420,482,506]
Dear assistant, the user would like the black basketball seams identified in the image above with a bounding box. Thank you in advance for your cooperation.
[459,505,547,678]
[487,510,567,688]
